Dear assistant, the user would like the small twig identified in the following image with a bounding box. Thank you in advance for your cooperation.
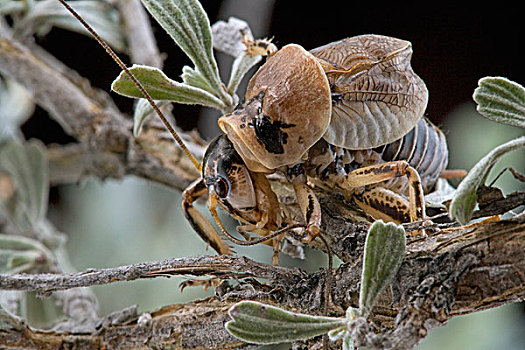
[0,255,302,295]
[488,167,525,187]
[472,191,525,219]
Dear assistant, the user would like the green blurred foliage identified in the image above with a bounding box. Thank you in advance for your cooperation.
[443,102,525,195]
[419,303,525,350]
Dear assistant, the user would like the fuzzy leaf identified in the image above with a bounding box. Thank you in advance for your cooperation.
[132,99,170,137]
[181,65,214,92]
[0,140,48,232]
[327,308,361,350]
[15,0,125,52]
[360,220,406,314]
[111,65,226,110]
[227,53,261,96]
[473,77,525,129]
[140,0,230,104]
[0,0,25,15]
[0,79,35,142]
[226,301,346,344]
[0,234,54,274]
[449,136,525,224]
[328,328,354,350]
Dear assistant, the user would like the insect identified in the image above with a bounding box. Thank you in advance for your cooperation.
[241,29,277,57]
[185,35,449,264]
[58,1,448,266]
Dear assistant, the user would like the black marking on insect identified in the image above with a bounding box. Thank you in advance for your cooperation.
[305,194,316,223]
[286,163,306,178]
[331,92,344,104]
[359,193,411,223]
[253,114,296,154]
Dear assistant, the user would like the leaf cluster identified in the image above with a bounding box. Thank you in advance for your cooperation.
[111,0,263,136]
[450,77,525,224]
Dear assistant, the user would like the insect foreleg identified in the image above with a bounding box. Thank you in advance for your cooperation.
[287,164,323,242]
[182,179,233,255]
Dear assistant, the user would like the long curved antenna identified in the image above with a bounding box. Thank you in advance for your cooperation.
[58,0,201,171]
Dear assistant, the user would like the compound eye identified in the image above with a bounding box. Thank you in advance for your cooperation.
[213,176,230,199]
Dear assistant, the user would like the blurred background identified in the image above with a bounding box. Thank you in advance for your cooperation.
[17,0,525,348]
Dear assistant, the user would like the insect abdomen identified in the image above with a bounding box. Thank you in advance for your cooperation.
[377,118,448,193]
[307,118,448,194]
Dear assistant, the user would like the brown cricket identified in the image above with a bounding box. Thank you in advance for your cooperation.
[184,35,448,264]
[57,0,449,266]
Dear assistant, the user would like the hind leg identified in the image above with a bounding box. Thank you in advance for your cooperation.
[340,161,426,235]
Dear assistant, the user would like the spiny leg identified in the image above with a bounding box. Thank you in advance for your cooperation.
[288,175,334,313]
[235,222,283,265]
[287,164,322,242]
[288,164,333,320]
[207,193,300,265]
[355,187,411,224]
[182,178,233,255]
[238,171,286,265]
[341,160,427,234]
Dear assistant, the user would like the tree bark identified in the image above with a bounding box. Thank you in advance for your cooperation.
[0,210,523,349]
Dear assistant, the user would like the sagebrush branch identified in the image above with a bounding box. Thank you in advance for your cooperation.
[0,35,200,191]
[0,216,524,349]
[0,255,301,294]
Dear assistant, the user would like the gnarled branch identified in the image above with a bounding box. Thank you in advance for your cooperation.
[1,209,524,349]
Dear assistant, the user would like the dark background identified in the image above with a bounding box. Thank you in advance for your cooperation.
[23,0,524,142]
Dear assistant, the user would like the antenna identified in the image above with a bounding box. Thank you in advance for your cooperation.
[57,0,201,171]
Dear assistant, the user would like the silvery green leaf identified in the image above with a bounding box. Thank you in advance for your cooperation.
[111,65,227,111]
[449,136,525,225]
[328,327,355,350]
[15,0,125,52]
[226,300,346,344]
[0,79,35,142]
[132,99,170,137]
[0,234,55,274]
[342,335,355,350]
[360,220,406,315]
[327,308,359,350]
[327,326,347,341]
[473,77,525,129]
[140,0,231,104]
[0,140,49,231]
[227,53,261,96]
[181,65,214,92]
